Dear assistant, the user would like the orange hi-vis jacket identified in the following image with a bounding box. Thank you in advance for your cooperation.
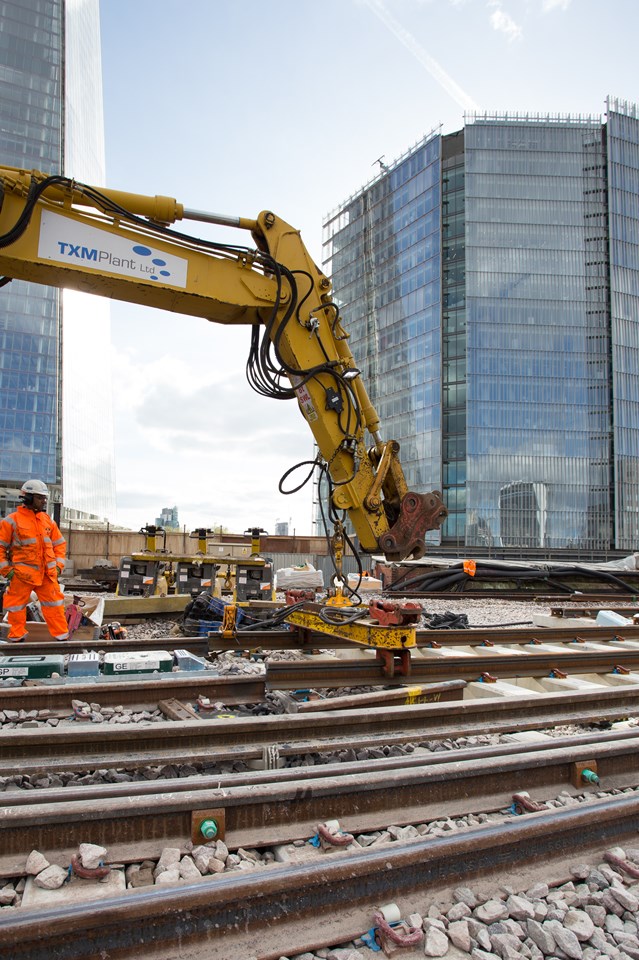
[0,505,66,586]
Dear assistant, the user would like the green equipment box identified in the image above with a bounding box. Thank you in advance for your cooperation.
[0,655,65,679]
[103,650,173,675]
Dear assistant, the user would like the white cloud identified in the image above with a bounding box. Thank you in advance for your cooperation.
[109,337,316,534]
[361,0,480,111]
[489,6,523,41]
[542,0,571,10]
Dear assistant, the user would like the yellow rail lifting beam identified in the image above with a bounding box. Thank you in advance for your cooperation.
[283,608,416,650]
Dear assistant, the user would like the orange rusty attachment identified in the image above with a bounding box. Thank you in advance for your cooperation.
[377,490,448,561]
[375,648,412,678]
[373,911,424,952]
[511,792,547,815]
[317,823,355,850]
[285,589,316,605]
[368,599,422,627]
[604,849,639,878]
[71,854,110,880]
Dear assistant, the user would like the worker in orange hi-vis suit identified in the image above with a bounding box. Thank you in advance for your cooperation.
[0,480,68,642]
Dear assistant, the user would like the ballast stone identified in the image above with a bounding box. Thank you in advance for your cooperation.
[34,865,68,890]
[178,856,202,882]
[25,850,49,875]
[475,901,510,923]
[448,920,473,952]
[564,909,596,941]
[78,843,107,869]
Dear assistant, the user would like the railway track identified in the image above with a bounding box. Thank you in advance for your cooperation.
[2,620,639,958]
[1,727,638,878]
[5,647,639,713]
[207,622,639,652]
[1,682,639,777]
[0,634,209,657]
[2,722,624,809]
[1,793,638,960]
[3,613,639,958]
[0,673,265,714]
[4,626,639,711]
[6,620,639,658]
[265,644,639,686]
[549,604,639,618]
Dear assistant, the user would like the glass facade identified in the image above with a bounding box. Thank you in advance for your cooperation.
[324,102,639,553]
[323,132,443,543]
[607,98,639,550]
[0,0,63,504]
[465,115,612,550]
[0,0,115,519]
[441,132,467,542]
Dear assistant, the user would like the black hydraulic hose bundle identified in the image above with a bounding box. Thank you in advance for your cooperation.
[237,598,309,631]
[387,560,638,595]
[424,611,470,629]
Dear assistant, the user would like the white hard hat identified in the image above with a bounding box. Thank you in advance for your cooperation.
[20,479,49,496]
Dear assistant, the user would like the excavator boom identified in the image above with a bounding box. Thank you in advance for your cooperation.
[0,166,447,559]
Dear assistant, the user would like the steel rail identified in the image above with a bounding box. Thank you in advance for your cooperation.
[0,794,638,960]
[265,647,639,686]
[0,634,209,657]
[1,684,639,777]
[7,629,639,716]
[1,729,638,879]
[550,605,639,619]
[0,676,463,716]
[6,623,639,657]
[0,724,630,809]
[0,673,265,713]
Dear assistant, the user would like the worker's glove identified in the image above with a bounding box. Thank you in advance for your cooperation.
[4,569,14,583]
[56,565,64,578]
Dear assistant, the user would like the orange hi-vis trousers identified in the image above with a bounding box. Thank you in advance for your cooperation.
[3,575,69,640]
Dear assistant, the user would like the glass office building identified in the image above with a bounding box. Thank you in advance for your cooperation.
[323,99,639,553]
[0,0,115,520]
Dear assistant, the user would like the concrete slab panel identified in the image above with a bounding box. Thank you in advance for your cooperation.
[21,869,125,909]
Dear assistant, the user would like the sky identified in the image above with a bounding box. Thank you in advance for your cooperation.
[98,0,638,535]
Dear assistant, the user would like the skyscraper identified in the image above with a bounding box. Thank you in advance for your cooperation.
[155,506,179,531]
[323,98,639,553]
[0,0,115,520]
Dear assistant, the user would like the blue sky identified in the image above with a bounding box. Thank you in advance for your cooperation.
[98,0,638,534]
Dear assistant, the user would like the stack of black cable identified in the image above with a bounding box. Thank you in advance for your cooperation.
[387,560,637,596]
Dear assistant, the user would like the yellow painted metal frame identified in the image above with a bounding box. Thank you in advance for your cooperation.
[283,608,416,650]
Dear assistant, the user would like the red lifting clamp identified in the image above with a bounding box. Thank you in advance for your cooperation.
[285,589,316,606]
[373,911,424,951]
[317,823,354,850]
[604,850,639,879]
[511,792,547,815]
[368,599,422,627]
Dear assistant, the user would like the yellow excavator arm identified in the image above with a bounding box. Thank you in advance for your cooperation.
[0,166,447,559]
